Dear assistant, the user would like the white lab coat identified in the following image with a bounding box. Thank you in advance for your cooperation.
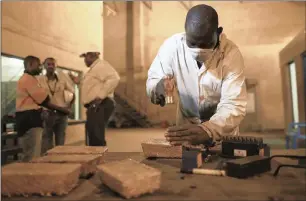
[146,33,247,142]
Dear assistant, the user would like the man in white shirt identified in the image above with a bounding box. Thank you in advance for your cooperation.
[37,57,75,153]
[146,4,247,146]
[80,51,120,146]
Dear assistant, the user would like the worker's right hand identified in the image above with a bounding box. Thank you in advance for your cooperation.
[68,72,80,84]
[150,77,174,107]
[163,76,175,95]
[91,98,103,112]
[151,92,166,107]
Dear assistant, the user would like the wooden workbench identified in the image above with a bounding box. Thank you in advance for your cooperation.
[2,149,306,201]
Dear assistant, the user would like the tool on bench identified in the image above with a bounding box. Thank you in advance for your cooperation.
[181,148,306,178]
[226,154,306,178]
[221,136,270,158]
[181,145,225,176]
[182,168,227,176]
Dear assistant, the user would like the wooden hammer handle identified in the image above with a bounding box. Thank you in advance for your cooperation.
[192,169,226,176]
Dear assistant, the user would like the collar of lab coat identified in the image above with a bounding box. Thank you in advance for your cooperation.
[89,58,101,69]
[202,33,227,71]
[86,59,101,76]
[217,33,227,54]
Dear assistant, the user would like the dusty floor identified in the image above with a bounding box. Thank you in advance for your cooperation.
[69,128,287,152]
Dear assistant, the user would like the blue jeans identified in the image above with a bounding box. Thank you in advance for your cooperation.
[41,111,68,154]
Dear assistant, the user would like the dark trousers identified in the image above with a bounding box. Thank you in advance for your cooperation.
[85,98,115,146]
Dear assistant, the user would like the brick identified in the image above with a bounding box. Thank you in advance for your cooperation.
[141,139,182,158]
[97,159,161,199]
[1,163,81,197]
[46,146,108,155]
[31,154,104,178]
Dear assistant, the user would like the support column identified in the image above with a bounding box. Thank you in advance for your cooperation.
[126,1,134,97]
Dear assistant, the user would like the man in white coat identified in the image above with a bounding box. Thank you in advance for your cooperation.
[146,4,247,146]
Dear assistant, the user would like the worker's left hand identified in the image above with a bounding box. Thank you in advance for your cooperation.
[165,124,212,146]
[91,98,103,112]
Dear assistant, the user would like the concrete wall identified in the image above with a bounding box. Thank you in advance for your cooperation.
[280,30,306,131]
[1,1,103,119]
[103,1,305,130]
[2,1,103,71]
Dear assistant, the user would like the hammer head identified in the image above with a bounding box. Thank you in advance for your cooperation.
[181,146,203,172]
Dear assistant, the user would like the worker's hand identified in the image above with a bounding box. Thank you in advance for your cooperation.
[91,98,103,112]
[150,91,166,107]
[163,76,175,95]
[165,124,212,146]
[92,98,103,105]
[68,72,80,84]
[150,76,174,107]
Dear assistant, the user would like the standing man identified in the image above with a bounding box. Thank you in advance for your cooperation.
[16,56,70,161]
[146,4,247,146]
[80,51,120,146]
[37,57,75,153]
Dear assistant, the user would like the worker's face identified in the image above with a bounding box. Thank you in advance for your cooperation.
[84,54,96,67]
[44,59,57,74]
[28,60,42,75]
[186,27,221,62]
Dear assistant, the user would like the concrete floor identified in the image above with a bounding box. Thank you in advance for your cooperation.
[70,128,287,151]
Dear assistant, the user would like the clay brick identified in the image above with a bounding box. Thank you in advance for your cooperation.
[46,146,108,155]
[1,163,81,197]
[31,154,104,178]
[141,139,182,158]
[97,159,161,199]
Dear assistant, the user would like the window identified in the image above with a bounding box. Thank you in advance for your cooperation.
[288,62,299,123]
[1,55,24,116]
[1,54,82,120]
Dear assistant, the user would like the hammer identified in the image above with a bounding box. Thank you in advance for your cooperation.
[181,168,227,176]
[182,155,306,178]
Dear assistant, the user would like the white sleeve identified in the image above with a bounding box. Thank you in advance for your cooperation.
[146,37,176,98]
[200,50,247,142]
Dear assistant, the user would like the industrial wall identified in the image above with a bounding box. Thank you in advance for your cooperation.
[1,1,103,119]
[1,1,103,71]
[103,1,305,131]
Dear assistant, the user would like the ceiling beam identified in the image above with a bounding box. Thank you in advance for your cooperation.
[142,1,152,10]
[180,1,193,11]
[102,1,117,17]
